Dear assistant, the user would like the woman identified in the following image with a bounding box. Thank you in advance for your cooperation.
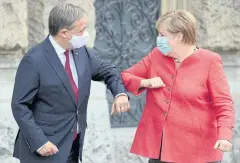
[121,10,235,163]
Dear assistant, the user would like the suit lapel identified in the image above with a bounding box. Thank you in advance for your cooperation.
[42,37,77,108]
[72,48,87,108]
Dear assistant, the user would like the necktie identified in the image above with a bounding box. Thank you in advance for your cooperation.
[64,50,78,140]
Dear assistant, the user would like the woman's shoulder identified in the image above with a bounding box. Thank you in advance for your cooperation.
[148,47,169,60]
[148,47,161,57]
[196,48,221,61]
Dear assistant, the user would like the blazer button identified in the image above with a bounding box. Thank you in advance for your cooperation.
[168,87,171,91]
[78,158,82,163]
[164,99,169,104]
[172,75,175,79]
[26,141,30,149]
[163,112,167,116]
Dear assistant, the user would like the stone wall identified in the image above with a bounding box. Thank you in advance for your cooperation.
[191,0,240,52]
[0,0,240,163]
[0,69,19,163]
[0,0,28,69]
[0,0,96,69]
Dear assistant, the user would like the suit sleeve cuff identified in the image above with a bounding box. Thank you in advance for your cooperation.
[115,93,128,99]
[217,126,233,142]
[130,76,146,96]
[37,142,48,153]
[25,134,49,153]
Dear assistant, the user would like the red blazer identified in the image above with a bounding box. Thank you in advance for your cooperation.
[121,48,234,163]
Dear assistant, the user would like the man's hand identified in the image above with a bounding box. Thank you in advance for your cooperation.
[214,140,232,152]
[111,95,130,115]
[140,77,165,88]
[39,141,59,156]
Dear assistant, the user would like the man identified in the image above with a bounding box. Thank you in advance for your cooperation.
[11,3,130,163]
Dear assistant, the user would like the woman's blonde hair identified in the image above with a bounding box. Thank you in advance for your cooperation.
[156,10,196,45]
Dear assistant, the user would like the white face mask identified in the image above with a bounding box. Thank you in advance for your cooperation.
[68,31,89,49]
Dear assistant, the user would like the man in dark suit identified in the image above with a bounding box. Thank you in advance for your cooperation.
[11,3,130,163]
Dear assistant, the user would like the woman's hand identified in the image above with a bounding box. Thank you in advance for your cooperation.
[214,140,232,152]
[140,77,165,88]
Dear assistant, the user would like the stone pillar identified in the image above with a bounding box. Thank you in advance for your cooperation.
[191,0,240,52]
[26,0,45,49]
[0,0,28,69]
[161,0,192,14]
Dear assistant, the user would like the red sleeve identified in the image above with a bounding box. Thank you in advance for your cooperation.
[207,54,235,142]
[121,52,152,96]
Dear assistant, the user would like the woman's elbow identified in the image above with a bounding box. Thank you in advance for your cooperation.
[121,71,128,84]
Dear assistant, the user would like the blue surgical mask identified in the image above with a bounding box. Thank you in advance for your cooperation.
[156,36,172,56]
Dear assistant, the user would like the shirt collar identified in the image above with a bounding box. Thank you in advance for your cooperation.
[49,35,66,55]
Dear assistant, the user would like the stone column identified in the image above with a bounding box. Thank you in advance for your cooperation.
[26,0,45,49]
[0,0,28,69]
[191,0,240,52]
[161,0,192,14]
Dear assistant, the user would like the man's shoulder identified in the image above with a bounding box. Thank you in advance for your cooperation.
[20,40,46,67]
[25,41,44,60]
[26,41,45,57]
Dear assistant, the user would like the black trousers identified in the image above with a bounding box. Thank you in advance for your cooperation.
[67,134,80,163]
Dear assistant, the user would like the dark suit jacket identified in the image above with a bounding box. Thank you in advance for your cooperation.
[11,36,126,163]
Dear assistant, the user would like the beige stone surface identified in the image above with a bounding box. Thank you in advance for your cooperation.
[0,69,19,163]
[0,1,240,163]
[26,0,45,49]
[82,81,116,163]
[161,0,192,14]
[0,0,28,50]
[0,0,96,68]
[112,128,148,163]
[191,0,240,51]
[0,0,28,68]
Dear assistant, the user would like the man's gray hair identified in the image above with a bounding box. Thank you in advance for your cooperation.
[48,3,84,36]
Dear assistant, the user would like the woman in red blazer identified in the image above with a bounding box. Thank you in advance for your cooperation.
[121,10,235,163]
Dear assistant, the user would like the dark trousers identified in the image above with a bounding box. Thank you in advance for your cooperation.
[67,134,80,163]
[149,159,221,163]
